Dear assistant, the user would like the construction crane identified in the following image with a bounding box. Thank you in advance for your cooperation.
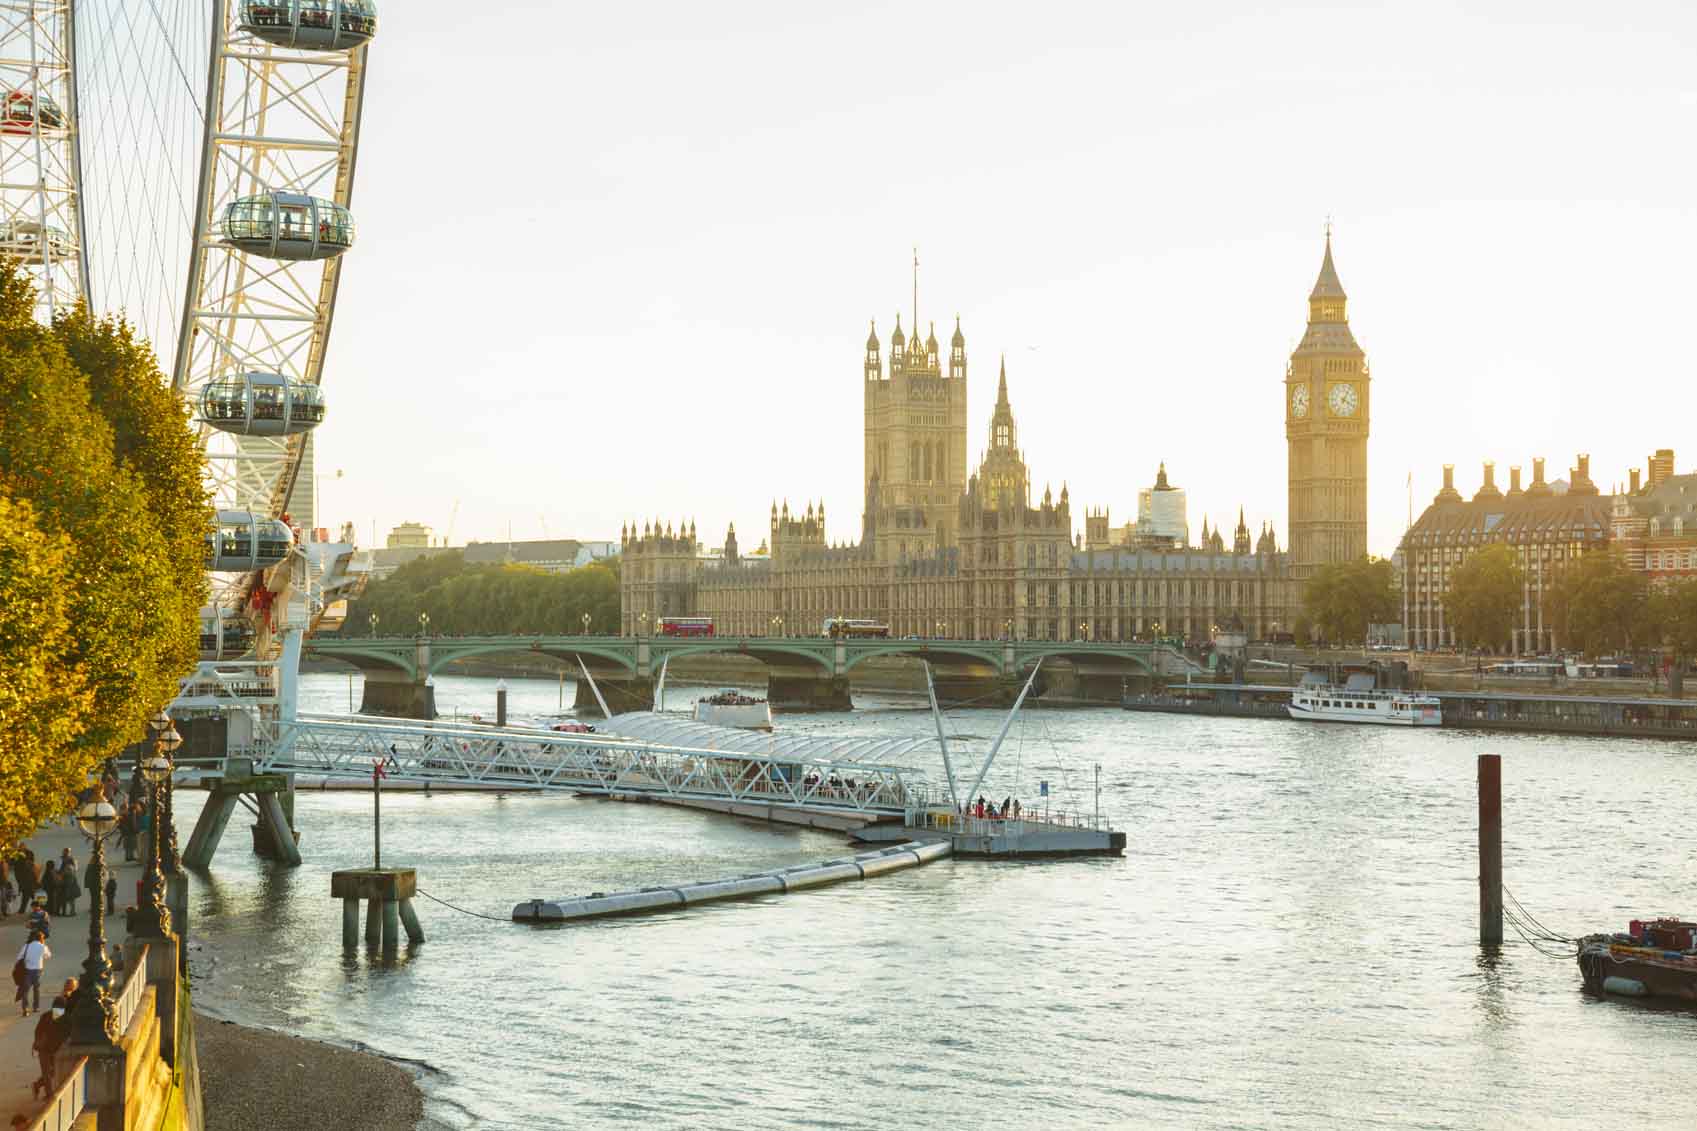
[445,499,461,547]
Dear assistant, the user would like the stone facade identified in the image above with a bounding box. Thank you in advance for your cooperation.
[1610,451,1697,579]
[1401,456,1611,652]
[621,304,1302,642]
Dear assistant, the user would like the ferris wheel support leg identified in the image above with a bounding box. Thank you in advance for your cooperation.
[278,624,303,723]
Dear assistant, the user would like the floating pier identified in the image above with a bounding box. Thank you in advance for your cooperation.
[511,841,951,923]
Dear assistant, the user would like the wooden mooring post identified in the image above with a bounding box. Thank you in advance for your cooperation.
[1478,753,1503,945]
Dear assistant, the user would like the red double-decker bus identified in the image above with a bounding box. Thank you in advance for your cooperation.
[658,616,714,637]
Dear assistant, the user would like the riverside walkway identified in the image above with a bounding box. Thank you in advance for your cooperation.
[0,818,151,1126]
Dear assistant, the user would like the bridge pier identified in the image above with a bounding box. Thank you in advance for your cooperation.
[768,674,852,712]
[574,676,653,714]
[358,670,436,720]
[182,762,301,869]
[931,673,1017,708]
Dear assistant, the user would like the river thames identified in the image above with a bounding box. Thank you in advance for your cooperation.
[181,672,1697,1129]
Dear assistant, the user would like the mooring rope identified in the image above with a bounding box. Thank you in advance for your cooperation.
[1501,883,1581,959]
[414,888,512,924]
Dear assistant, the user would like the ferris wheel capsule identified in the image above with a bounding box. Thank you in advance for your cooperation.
[199,605,257,660]
[0,220,76,266]
[199,372,326,437]
[239,0,378,51]
[0,90,64,135]
[219,192,354,261]
[205,510,296,572]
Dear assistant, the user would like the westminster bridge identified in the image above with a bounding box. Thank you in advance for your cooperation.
[302,634,1201,717]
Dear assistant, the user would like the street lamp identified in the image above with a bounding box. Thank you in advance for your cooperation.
[368,611,379,637]
[133,714,177,940]
[1079,621,1088,641]
[640,611,649,637]
[418,611,430,636]
[582,612,591,636]
[936,620,945,639]
[68,784,120,1045]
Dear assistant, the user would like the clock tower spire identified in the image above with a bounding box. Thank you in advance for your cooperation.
[1286,227,1369,580]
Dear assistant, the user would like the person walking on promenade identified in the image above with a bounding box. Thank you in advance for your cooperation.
[60,860,80,918]
[29,995,67,1097]
[118,803,138,863]
[39,861,57,917]
[14,930,49,1016]
[25,899,49,941]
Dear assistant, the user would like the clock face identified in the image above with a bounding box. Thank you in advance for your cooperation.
[1290,384,1309,419]
[1327,382,1358,417]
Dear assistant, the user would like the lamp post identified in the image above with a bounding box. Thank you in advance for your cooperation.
[133,720,175,940]
[936,620,945,639]
[418,610,430,637]
[368,611,379,637]
[582,611,592,636]
[1004,618,1013,642]
[774,615,784,638]
[69,785,120,1045]
[1079,621,1088,642]
[639,612,649,638]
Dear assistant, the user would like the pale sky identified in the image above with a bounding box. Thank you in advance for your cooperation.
[306,1,1697,558]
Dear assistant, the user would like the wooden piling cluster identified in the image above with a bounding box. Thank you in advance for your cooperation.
[332,868,425,951]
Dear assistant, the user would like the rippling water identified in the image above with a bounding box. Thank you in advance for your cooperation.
[181,672,1697,1129]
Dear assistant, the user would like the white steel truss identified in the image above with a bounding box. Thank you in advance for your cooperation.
[262,717,931,818]
[175,1,368,570]
[0,0,87,320]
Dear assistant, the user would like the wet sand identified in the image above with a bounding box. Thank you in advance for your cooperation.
[195,1012,424,1131]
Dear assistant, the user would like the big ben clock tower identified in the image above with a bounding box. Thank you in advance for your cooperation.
[1285,229,1368,580]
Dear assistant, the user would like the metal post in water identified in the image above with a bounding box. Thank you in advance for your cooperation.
[1478,753,1502,946]
[496,679,508,727]
[373,764,383,871]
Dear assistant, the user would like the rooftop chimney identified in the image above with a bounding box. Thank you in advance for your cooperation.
[1569,452,1599,496]
[1507,465,1524,497]
[1527,457,1552,498]
[1649,448,1675,487]
[1630,468,1642,494]
[1475,461,1502,501]
[1436,463,1462,503]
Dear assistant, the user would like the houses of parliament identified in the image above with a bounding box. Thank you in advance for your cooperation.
[620,235,1371,641]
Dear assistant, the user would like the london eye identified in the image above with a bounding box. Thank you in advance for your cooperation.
[0,1,376,679]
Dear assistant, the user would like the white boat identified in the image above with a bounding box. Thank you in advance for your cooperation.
[692,689,773,731]
[1287,671,1441,727]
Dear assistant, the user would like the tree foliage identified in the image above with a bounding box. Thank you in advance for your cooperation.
[0,262,209,848]
[1302,556,1398,644]
[1445,544,1525,652]
[344,551,621,637]
[1546,549,1651,656]
[1649,576,1697,661]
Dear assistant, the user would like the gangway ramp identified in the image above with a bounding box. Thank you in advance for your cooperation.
[258,714,934,818]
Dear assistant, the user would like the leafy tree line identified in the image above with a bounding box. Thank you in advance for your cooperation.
[1302,557,1399,644]
[0,264,209,849]
[340,551,621,637]
[1441,546,1697,669]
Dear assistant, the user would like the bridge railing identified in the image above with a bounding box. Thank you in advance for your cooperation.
[262,717,927,815]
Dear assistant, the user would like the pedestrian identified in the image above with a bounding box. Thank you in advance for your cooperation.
[104,872,116,914]
[61,861,80,918]
[26,899,49,940]
[29,994,66,1097]
[1012,799,1021,819]
[119,804,138,863]
[14,929,50,1016]
[39,861,56,917]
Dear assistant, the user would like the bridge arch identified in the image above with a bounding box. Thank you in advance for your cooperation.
[426,639,639,677]
[650,638,835,674]
[840,642,1006,674]
[301,642,415,679]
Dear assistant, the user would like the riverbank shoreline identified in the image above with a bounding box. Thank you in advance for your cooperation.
[194,1007,438,1131]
